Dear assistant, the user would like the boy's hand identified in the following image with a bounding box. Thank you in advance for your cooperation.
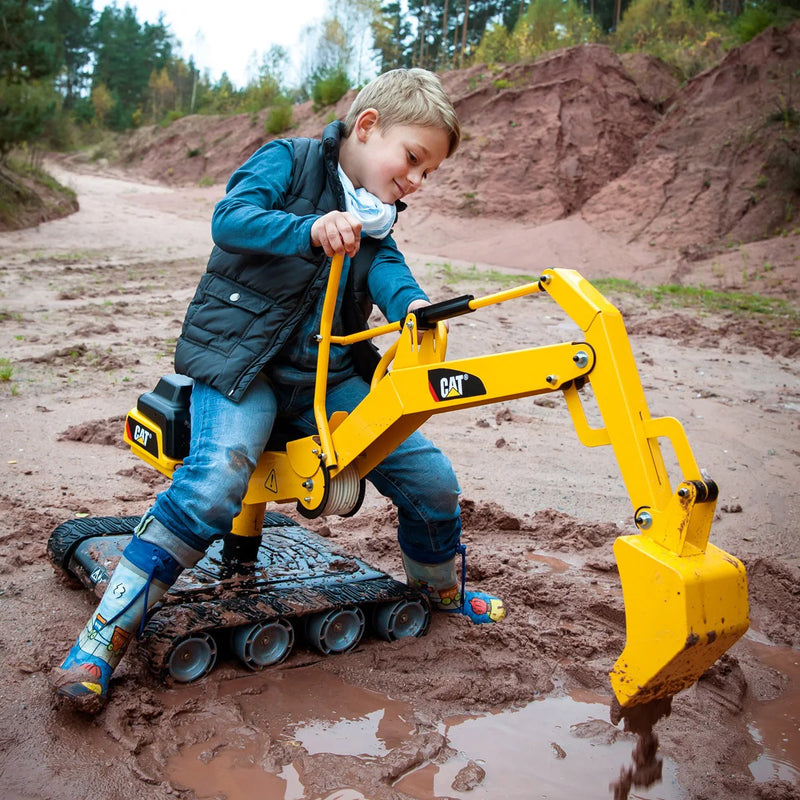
[406,299,449,342]
[311,211,362,257]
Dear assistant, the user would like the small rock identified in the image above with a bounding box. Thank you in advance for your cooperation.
[452,759,486,791]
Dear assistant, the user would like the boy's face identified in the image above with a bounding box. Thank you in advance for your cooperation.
[349,111,451,205]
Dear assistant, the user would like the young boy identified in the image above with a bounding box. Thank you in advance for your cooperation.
[52,68,506,712]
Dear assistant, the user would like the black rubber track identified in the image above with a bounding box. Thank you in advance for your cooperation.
[47,515,142,570]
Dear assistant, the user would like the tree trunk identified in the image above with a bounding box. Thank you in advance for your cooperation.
[417,6,427,67]
[460,0,469,67]
[442,0,450,66]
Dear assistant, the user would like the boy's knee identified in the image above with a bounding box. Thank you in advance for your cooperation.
[419,473,460,519]
[397,508,462,563]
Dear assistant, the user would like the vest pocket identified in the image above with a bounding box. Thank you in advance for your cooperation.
[182,273,276,355]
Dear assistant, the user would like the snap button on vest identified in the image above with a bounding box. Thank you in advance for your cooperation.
[230,292,240,302]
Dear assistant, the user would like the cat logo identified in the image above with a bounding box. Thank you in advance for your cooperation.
[428,368,486,402]
[133,424,152,448]
[126,415,159,457]
[264,469,278,493]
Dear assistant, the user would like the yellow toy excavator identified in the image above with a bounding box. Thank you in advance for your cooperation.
[80,255,748,710]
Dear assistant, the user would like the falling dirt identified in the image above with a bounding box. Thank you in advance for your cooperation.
[609,697,673,800]
[2,32,800,800]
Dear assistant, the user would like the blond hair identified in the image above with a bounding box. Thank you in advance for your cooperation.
[344,68,461,157]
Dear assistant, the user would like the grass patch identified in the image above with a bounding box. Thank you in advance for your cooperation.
[591,278,800,324]
[0,159,78,231]
[428,267,799,336]
[0,358,14,381]
[434,261,533,289]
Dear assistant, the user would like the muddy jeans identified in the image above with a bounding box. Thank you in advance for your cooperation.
[149,375,462,564]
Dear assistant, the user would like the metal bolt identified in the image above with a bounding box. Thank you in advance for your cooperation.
[539,274,551,285]
[546,374,557,385]
[573,350,589,368]
[678,487,689,498]
[406,319,415,329]
[304,496,311,503]
[302,479,314,490]
[635,511,653,530]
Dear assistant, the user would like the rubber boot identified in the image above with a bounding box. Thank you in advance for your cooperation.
[402,550,507,624]
[51,518,192,712]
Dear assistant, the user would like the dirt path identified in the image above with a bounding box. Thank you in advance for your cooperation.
[0,167,798,800]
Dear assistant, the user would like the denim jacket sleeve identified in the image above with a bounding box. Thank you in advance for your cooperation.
[210,139,318,259]
[367,235,429,323]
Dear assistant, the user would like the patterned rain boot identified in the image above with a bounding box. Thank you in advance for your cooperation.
[402,548,507,624]
[51,526,186,712]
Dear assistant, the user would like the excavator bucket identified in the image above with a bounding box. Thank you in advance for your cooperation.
[610,533,749,708]
[542,269,751,709]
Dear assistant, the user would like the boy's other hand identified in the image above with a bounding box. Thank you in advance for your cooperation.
[311,211,362,257]
[406,299,449,342]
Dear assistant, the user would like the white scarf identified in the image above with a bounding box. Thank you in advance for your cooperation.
[337,165,396,240]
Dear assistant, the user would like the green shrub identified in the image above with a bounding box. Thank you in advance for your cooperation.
[513,0,599,59]
[475,23,514,65]
[614,0,728,81]
[265,101,293,135]
[733,6,777,43]
[311,68,350,109]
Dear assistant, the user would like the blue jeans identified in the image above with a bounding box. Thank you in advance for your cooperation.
[150,375,462,564]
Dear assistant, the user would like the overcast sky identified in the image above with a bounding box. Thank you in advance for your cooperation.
[94,1,329,88]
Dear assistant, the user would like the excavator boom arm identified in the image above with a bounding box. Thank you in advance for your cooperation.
[318,266,750,708]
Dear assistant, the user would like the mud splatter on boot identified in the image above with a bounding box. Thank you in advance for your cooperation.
[401,550,506,624]
[51,534,183,712]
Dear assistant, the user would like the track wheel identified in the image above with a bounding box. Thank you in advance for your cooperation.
[167,632,218,683]
[306,607,365,655]
[231,619,294,670]
[374,598,430,641]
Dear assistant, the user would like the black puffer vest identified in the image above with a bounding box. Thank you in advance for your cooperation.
[174,122,381,402]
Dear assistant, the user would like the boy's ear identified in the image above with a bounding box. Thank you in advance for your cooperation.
[354,108,380,142]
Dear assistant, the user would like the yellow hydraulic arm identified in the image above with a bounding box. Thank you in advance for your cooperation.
[245,258,749,709]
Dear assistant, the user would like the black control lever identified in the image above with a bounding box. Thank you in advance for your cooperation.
[412,294,475,329]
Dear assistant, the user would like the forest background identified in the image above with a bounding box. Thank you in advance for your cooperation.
[1,0,800,219]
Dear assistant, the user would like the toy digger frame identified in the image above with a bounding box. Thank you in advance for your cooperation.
[125,254,749,710]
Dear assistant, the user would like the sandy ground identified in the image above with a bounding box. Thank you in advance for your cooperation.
[0,166,799,800]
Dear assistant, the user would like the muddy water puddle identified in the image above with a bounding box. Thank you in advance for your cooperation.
[396,696,682,800]
[525,551,574,573]
[165,666,682,800]
[743,638,800,785]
